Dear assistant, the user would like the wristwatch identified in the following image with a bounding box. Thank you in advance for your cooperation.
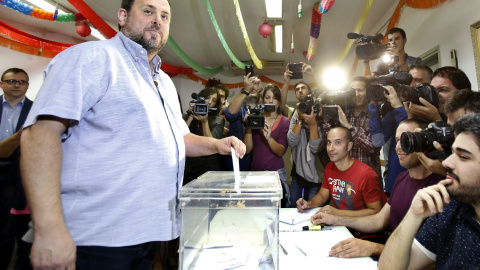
[294,119,303,125]
[241,89,249,96]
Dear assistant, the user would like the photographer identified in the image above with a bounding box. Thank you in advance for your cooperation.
[370,28,422,76]
[184,87,224,184]
[369,85,408,194]
[243,84,290,207]
[405,66,471,122]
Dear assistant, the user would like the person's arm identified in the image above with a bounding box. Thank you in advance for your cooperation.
[280,64,292,117]
[296,187,330,212]
[378,180,452,270]
[0,128,22,158]
[184,133,245,158]
[302,62,321,89]
[363,59,373,76]
[227,75,256,114]
[287,110,302,147]
[243,128,253,154]
[20,116,76,269]
[323,200,383,217]
[195,115,213,138]
[403,98,442,122]
[330,238,385,258]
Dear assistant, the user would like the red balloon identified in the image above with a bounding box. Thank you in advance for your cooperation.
[76,23,91,37]
[258,22,272,38]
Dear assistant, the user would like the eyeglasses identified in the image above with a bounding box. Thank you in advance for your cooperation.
[2,80,29,85]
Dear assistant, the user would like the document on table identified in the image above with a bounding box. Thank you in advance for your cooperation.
[280,230,350,257]
[279,208,317,225]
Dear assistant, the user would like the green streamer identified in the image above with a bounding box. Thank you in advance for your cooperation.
[167,37,223,75]
[204,0,247,69]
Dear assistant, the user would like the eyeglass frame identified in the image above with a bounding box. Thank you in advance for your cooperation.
[1,79,29,86]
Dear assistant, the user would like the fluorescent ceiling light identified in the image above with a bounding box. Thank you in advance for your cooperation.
[24,0,66,14]
[275,25,282,53]
[90,27,106,40]
[265,0,282,18]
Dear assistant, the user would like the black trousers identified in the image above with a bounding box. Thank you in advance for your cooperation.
[0,164,15,270]
[76,242,158,270]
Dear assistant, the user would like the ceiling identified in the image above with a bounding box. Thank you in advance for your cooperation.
[0,0,399,77]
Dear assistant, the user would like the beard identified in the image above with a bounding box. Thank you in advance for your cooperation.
[122,18,166,55]
[446,168,480,205]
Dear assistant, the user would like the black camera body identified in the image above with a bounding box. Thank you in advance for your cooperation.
[298,94,321,115]
[397,83,439,107]
[246,104,275,129]
[366,70,413,102]
[189,93,217,115]
[400,120,454,159]
[320,88,355,113]
[289,63,303,79]
[348,32,388,60]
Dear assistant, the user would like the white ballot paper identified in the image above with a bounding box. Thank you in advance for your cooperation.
[231,147,241,193]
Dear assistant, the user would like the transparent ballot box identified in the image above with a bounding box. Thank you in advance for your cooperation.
[179,171,282,270]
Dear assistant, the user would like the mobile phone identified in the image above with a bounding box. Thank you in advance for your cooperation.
[245,65,254,77]
[322,105,338,121]
[289,63,303,79]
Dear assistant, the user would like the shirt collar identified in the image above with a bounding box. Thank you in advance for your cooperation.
[2,96,25,106]
[116,32,163,75]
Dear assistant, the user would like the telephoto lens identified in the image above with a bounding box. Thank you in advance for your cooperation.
[400,120,454,154]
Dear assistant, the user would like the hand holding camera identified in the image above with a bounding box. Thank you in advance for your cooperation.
[383,85,403,109]
[403,98,443,122]
[411,127,447,176]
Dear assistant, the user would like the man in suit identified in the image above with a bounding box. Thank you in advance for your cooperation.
[0,68,33,269]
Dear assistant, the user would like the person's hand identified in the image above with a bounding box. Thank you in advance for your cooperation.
[30,226,76,269]
[223,127,229,137]
[243,74,256,93]
[251,77,262,96]
[337,106,351,129]
[302,109,317,126]
[296,198,310,213]
[369,100,384,105]
[319,205,338,215]
[262,121,272,139]
[242,110,251,124]
[403,101,415,119]
[329,238,380,258]
[409,179,452,219]
[193,113,208,123]
[412,127,447,176]
[296,103,304,122]
[383,86,403,109]
[301,62,313,76]
[404,98,442,122]
[310,210,336,225]
[216,136,246,158]
[284,64,292,84]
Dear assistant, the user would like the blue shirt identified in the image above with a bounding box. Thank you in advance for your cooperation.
[223,104,251,171]
[0,96,24,141]
[414,199,480,269]
[24,32,189,246]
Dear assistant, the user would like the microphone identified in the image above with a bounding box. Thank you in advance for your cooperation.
[191,93,198,99]
[347,32,363,39]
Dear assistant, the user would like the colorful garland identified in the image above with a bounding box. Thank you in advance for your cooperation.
[0,0,84,22]
[306,0,335,62]
[232,0,266,69]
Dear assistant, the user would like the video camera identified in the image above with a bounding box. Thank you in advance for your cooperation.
[348,32,388,60]
[298,94,321,115]
[188,93,217,115]
[400,120,454,160]
[246,104,276,129]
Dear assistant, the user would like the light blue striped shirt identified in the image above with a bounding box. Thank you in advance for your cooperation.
[0,96,24,141]
[24,32,189,246]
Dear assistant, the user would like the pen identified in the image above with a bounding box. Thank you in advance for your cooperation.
[280,243,288,255]
[294,244,307,256]
[301,188,304,205]
[280,225,332,232]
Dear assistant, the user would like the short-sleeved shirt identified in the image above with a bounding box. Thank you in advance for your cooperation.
[250,115,290,171]
[322,159,384,210]
[414,199,480,269]
[387,171,443,230]
[373,54,423,75]
[24,32,190,246]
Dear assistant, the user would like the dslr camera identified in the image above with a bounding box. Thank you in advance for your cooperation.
[246,104,275,129]
[400,120,454,160]
[397,83,439,106]
[298,94,321,115]
[188,93,217,115]
[319,89,356,121]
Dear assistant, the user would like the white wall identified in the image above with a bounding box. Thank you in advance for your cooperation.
[366,0,479,90]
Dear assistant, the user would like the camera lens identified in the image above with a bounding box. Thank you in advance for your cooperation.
[401,131,435,154]
[298,102,311,114]
[398,85,419,103]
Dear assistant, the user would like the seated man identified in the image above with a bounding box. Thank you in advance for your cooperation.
[296,126,383,217]
[379,113,480,269]
[310,119,444,258]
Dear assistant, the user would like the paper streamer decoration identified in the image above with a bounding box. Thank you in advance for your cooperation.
[0,0,82,22]
[0,35,58,57]
[204,0,246,69]
[167,37,223,75]
[335,0,375,64]
[67,0,116,39]
[306,0,335,61]
[232,0,266,69]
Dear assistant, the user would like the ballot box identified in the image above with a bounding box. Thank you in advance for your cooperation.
[179,171,282,270]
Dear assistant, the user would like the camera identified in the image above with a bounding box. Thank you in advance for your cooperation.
[348,32,388,60]
[289,63,303,79]
[245,65,254,77]
[400,120,454,159]
[188,93,217,115]
[397,83,439,107]
[298,94,321,115]
[246,104,275,129]
[319,88,355,112]
[322,105,338,121]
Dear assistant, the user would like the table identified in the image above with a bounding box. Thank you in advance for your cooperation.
[279,208,378,269]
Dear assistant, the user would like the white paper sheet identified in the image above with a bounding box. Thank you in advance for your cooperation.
[231,147,241,193]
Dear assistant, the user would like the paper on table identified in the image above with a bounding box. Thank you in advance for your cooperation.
[244,175,276,183]
[231,147,241,193]
[281,230,351,257]
[279,208,316,225]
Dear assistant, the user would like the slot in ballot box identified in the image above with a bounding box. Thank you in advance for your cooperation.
[179,171,282,270]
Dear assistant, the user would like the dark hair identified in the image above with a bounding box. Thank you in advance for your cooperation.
[398,118,428,130]
[215,84,229,100]
[198,86,221,116]
[350,76,370,87]
[1,68,29,81]
[409,64,433,82]
[294,81,311,93]
[262,83,283,115]
[119,0,170,30]
[387,27,406,39]
[432,66,471,91]
[330,126,353,144]
[452,113,480,147]
[445,89,480,117]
